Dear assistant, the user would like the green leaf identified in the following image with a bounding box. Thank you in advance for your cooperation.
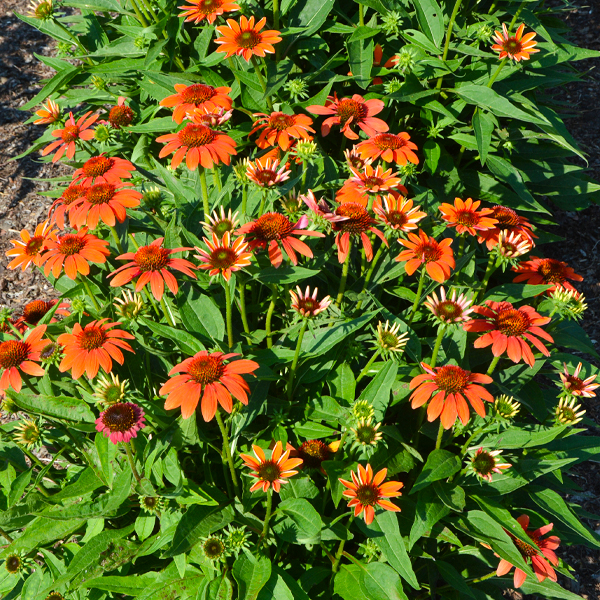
[348,25,380,43]
[273,498,322,544]
[252,266,319,285]
[7,391,95,422]
[329,363,356,402]
[486,154,542,211]
[410,0,444,47]
[408,486,449,549]
[484,283,552,302]
[323,460,354,507]
[208,574,233,600]
[530,488,600,548]
[136,569,207,600]
[169,505,234,556]
[334,565,362,600]
[434,481,465,512]
[289,0,335,36]
[354,0,391,14]
[411,449,461,494]
[347,38,374,90]
[360,562,408,600]
[480,424,567,450]
[473,111,495,165]
[232,554,271,600]
[177,284,225,342]
[358,361,398,421]
[95,432,116,488]
[81,573,159,595]
[140,317,205,355]
[520,578,588,600]
[436,561,476,598]
[551,320,600,359]
[358,510,419,589]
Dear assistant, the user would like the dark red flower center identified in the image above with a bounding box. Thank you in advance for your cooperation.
[252,213,294,240]
[564,375,584,392]
[25,236,44,256]
[492,206,520,229]
[235,29,262,49]
[61,124,80,143]
[252,168,279,186]
[363,176,385,189]
[46,593,65,600]
[385,210,408,227]
[78,326,107,350]
[503,38,522,54]
[178,124,217,148]
[0,340,29,369]
[257,460,282,482]
[86,183,116,205]
[134,245,170,272]
[496,308,530,336]
[537,259,567,284]
[356,483,379,506]
[102,403,136,432]
[5,555,22,573]
[334,203,372,234]
[181,84,217,105]
[210,248,238,269]
[298,439,330,469]
[40,342,60,360]
[454,209,479,226]
[472,450,496,476]
[57,235,86,256]
[297,298,318,313]
[62,184,86,205]
[23,300,53,325]
[336,98,367,126]
[413,240,442,263]
[199,0,223,11]
[268,112,295,131]
[434,365,469,393]
[436,300,463,320]
[374,133,406,150]
[512,533,540,558]
[108,105,134,128]
[187,355,225,385]
[83,156,113,178]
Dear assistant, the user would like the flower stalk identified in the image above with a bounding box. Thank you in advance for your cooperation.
[266,285,278,349]
[224,282,234,349]
[199,167,210,218]
[407,267,427,325]
[430,325,446,368]
[435,0,464,90]
[214,409,241,498]
[335,238,353,307]
[486,355,501,376]
[287,318,308,400]
[124,442,142,482]
[356,349,380,384]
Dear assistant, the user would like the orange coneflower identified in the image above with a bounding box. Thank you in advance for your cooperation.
[558,362,599,398]
[512,257,583,293]
[214,16,281,61]
[108,237,197,301]
[344,147,372,171]
[96,402,146,444]
[0,325,48,392]
[336,164,406,206]
[307,93,388,140]
[160,83,233,124]
[41,111,98,163]
[477,205,536,250]
[195,231,252,281]
[72,153,136,186]
[410,362,494,429]
[250,111,314,150]
[40,229,110,280]
[492,515,559,588]
[156,123,237,170]
[463,301,553,367]
[491,24,539,62]
[372,44,398,85]
[395,230,455,282]
[5,220,55,271]
[438,197,497,236]
[189,105,233,128]
[246,157,291,187]
[236,213,324,268]
[289,439,340,473]
[68,182,142,230]
[17,300,70,327]
[48,183,88,229]
[373,194,426,233]
[339,464,403,525]
[178,0,239,24]
[159,350,259,421]
[34,98,60,125]
[241,441,303,493]
[58,319,135,380]
[108,96,135,129]
[357,132,419,166]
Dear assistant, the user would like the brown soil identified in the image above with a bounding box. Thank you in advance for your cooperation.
[1,0,600,596]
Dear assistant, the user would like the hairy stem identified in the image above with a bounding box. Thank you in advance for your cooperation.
[287,318,308,400]
[215,409,241,497]
[224,282,234,349]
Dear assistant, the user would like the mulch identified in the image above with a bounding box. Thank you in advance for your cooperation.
[1,0,600,595]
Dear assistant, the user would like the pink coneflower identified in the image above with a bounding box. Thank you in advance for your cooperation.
[189,105,233,128]
[246,158,291,187]
[558,362,599,398]
[201,207,240,239]
[424,287,474,324]
[290,286,331,318]
[95,402,146,444]
[469,447,511,482]
[496,230,533,258]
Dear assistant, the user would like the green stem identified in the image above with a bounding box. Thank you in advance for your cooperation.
[430,325,446,368]
[272,0,280,29]
[356,243,384,311]
[139,0,159,23]
[252,57,274,111]
[52,19,93,64]
[213,167,222,192]
[470,571,498,584]
[435,421,445,450]
[478,254,498,301]
[332,514,354,574]
[81,277,101,312]
[20,372,38,395]
[7,321,23,339]
[214,409,241,497]
[435,0,464,90]
[128,0,149,26]
[287,319,308,400]
[457,235,465,261]
[356,349,380,384]
[486,355,500,377]
[261,488,274,542]
[199,168,210,218]
[258,190,268,218]
[109,225,123,254]
[241,185,248,221]
[358,3,364,26]
[509,3,527,30]
[238,279,250,335]
[301,165,308,193]
[160,296,176,328]
[124,442,142,482]
[224,282,234,350]
[407,268,427,325]
[460,424,486,455]
[0,527,13,543]
[335,238,353,308]
[487,57,508,88]
[265,285,278,349]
